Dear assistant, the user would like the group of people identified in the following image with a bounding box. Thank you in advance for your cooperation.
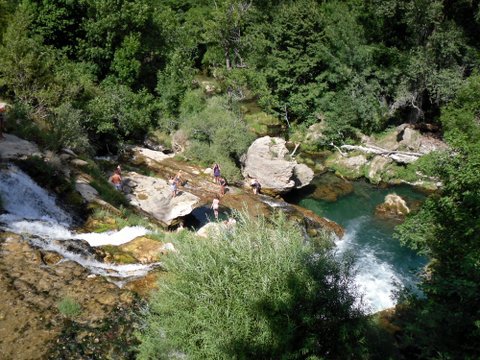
[108,161,261,223]
[210,163,261,220]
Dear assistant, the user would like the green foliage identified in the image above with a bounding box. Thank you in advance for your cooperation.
[156,50,196,119]
[46,102,91,153]
[0,4,56,107]
[393,75,480,358]
[57,297,82,318]
[180,95,253,181]
[87,79,157,142]
[137,212,370,359]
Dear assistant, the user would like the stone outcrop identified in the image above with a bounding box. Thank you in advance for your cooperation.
[124,171,199,226]
[242,136,314,194]
[375,193,410,220]
[324,124,448,189]
[367,156,393,184]
[0,232,137,359]
[0,134,41,159]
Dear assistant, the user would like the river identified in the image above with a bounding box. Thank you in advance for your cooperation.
[286,173,428,313]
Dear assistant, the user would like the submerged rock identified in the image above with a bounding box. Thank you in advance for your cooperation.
[311,173,354,202]
[119,236,164,263]
[242,136,314,195]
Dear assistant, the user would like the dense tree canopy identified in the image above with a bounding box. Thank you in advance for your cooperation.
[1,0,479,150]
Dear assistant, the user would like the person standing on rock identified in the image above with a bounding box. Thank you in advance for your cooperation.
[109,169,122,191]
[211,195,220,220]
[213,163,221,183]
[169,176,178,198]
[219,177,227,196]
[250,178,261,195]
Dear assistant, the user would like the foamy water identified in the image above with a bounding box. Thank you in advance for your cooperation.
[335,216,402,313]
[0,165,158,281]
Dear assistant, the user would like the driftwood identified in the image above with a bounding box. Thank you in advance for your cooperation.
[290,143,300,157]
[339,144,423,164]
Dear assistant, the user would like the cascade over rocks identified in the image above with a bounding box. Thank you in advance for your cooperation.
[242,136,314,195]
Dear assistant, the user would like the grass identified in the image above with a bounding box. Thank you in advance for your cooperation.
[57,297,82,318]
[87,206,159,233]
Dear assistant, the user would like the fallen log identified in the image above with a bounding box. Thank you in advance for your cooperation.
[339,144,423,164]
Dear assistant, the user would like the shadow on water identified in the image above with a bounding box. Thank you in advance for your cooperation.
[185,205,233,230]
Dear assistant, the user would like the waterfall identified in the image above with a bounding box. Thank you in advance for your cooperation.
[335,217,401,313]
[0,165,159,282]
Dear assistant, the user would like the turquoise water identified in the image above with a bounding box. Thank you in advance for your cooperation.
[293,178,427,313]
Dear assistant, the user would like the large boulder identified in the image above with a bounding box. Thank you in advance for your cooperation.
[375,193,410,220]
[125,172,199,226]
[242,136,314,194]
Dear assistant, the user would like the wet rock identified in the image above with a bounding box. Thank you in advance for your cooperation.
[41,251,63,265]
[292,205,345,239]
[242,136,314,195]
[119,236,163,263]
[375,193,410,220]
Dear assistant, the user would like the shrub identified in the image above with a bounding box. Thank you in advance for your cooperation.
[137,212,370,359]
[47,102,91,153]
[57,297,82,318]
[180,95,253,181]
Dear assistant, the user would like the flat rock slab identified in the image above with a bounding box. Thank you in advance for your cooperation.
[132,146,174,164]
[0,134,41,159]
[125,171,199,226]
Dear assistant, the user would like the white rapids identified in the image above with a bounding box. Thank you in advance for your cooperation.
[335,216,402,314]
[0,165,160,282]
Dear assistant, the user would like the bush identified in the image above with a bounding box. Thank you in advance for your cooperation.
[57,297,82,318]
[180,95,253,181]
[137,212,370,359]
[47,102,91,153]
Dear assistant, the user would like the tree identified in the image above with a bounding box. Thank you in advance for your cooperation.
[394,74,480,359]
